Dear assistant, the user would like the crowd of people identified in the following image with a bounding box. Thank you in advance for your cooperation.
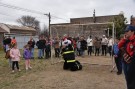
[2,34,116,71]
[2,17,135,89]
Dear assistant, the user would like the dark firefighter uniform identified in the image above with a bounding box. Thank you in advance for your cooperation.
[118,25,135,89]
[62,39,82,71]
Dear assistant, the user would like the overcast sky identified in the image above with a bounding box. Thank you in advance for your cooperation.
[0,0,135,29]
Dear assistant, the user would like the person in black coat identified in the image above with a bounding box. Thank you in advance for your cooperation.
[4,36,11,52]
[28,37,35,59]
[80,36,87,57]
[36,37,46,59]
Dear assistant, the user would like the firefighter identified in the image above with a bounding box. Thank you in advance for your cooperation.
[118,25,135,89]
[62,38,82,71]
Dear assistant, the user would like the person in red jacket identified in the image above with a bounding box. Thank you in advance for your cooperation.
[118,25,135,89]
[11,37,17,45]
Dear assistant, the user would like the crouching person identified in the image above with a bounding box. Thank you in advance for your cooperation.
[62,39,82,71]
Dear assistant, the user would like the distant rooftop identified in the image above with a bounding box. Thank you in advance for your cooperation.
[70,14,122,20]
[0,27,7,33]
[5,24,36,31]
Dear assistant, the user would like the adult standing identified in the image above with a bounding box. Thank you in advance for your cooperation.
[113,38,122,75]
[36,36,45,59]
[45,38,51,59]
[53,37,60,58]
[118,25,135,89]
[80,36,87,57]
[76,38,81,56]
[93,37,101,56]
[101,35,108,56]
[87,36,93,56]
[5,36,11,51]
[28,37,35,59]
[11,37,17,46]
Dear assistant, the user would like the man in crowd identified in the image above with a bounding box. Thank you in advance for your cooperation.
[118,25,135,89]
[87,36,93,56]
[53,37,60,58]
[80,36,87,57]
[28,37,35,59]
[4,36,11,52]
[36,36,46,59]
[101,35,108,56]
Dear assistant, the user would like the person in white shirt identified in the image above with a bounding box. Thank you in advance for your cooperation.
[87,36,93,56]
[101,35,108,56]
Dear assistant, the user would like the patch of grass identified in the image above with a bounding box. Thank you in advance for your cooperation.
[0,49,49,88]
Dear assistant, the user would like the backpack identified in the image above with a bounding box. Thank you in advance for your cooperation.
[5,50,10,59]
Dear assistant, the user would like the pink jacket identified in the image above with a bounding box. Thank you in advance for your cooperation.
[10,48,21,61]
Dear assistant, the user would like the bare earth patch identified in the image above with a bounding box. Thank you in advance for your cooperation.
[0,53,126,89]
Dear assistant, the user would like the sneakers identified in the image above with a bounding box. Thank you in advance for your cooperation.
[12,69,21,73]
[26,68,28,71]
[117,72,122,75]
[29,66,32,69]
[12,70,15,73]
[26,67,32,71]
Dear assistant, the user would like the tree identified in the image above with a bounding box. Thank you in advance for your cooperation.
[17,15,40,31]
[108,13,127,39]
[40,25,49,37]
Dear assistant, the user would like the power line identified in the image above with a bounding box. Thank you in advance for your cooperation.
[0,2,69,22]
[0,2,47,15]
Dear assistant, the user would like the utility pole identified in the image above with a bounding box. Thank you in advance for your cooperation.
[44,12,51,38]
[48,12,51,37]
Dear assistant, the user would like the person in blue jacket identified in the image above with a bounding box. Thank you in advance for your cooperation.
[113,38,122,75]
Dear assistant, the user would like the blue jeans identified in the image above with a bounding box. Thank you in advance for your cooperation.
[122,58,135,89]
[38,49,43,58]
[80,49,84,56]
[31,48,34,58]
[122,60,128,82]
[5,45,9,52]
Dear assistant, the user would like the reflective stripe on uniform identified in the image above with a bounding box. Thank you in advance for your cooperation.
[63,51,74,54]
[67,60,76,63]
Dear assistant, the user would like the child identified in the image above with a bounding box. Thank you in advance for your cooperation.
[10,44,21,73]
[23,45,32,70]
[113,39,122,75]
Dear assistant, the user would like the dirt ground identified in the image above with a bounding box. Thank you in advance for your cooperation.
[0,52,127,89]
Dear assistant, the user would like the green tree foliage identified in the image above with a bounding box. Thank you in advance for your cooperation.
[108,14,127,39]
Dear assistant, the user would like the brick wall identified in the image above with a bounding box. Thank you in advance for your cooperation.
[51,14,123,38]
